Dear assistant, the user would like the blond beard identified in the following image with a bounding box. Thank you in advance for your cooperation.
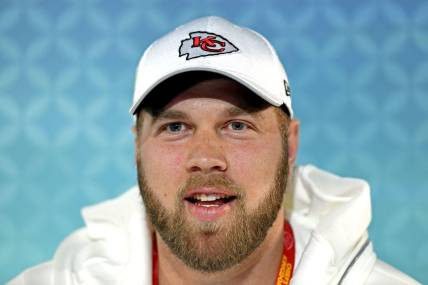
[136,153,288,272]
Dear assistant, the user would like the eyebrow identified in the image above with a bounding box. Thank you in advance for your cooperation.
[224,106,264,119]
[150,109,191,125]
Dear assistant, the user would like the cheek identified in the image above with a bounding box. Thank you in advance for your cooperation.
[227,136,283,204]
[139,143,187,200]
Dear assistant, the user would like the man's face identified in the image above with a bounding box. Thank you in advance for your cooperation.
[135,76,294,272]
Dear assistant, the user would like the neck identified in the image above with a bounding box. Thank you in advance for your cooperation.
[156,210,285,285]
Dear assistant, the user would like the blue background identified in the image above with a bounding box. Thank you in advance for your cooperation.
[1,0,427,283]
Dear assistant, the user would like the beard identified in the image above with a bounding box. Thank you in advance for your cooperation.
[137,151,288,273]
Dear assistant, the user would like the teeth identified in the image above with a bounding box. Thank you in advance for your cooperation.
[193,194,226,202]
[200,204,218,208]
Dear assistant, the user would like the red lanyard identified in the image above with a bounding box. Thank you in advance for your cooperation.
[152,221,295,285]
[275,221,295,285]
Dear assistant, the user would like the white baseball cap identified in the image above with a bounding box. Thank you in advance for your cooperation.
[130,16,293,117]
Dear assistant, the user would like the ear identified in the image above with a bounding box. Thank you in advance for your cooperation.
[287,119,300,176]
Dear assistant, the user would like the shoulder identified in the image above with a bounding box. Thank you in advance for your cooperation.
[7,186,152,285]
[7,262,54,285]
[365,260,421,285]
[288,165,421,285]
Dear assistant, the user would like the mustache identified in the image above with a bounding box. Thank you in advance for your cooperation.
[177,173,244,200]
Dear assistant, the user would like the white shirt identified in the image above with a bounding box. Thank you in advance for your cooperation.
[8,165,421,285]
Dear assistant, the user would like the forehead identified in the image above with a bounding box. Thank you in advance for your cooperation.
[140,71,270,116]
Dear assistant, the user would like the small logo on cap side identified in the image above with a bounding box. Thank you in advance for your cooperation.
[284,80,291,97]
[179,31,239,60]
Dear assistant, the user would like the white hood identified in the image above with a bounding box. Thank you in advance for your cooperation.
[287,165,375,284]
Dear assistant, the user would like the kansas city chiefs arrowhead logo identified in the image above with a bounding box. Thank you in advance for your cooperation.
[179,31,239,60]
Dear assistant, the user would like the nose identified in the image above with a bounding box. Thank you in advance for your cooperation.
[185,130,228,174]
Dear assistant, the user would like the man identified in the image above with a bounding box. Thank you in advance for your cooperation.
[9,16,420,285]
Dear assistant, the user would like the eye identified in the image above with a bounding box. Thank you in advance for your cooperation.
[165,122,187,133]
[228,121,248,131]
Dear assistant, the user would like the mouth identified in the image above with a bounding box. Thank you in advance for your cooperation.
[185,193,237,207]
[184,190,238,222]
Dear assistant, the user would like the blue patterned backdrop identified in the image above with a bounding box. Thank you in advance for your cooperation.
[1,0,427,283]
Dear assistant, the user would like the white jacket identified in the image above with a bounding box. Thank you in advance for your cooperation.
[8,165,421,285]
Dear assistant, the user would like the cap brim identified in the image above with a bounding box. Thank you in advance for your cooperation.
[129,66,285,115]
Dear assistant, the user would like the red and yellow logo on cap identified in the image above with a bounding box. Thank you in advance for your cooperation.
[179,31,239,60]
